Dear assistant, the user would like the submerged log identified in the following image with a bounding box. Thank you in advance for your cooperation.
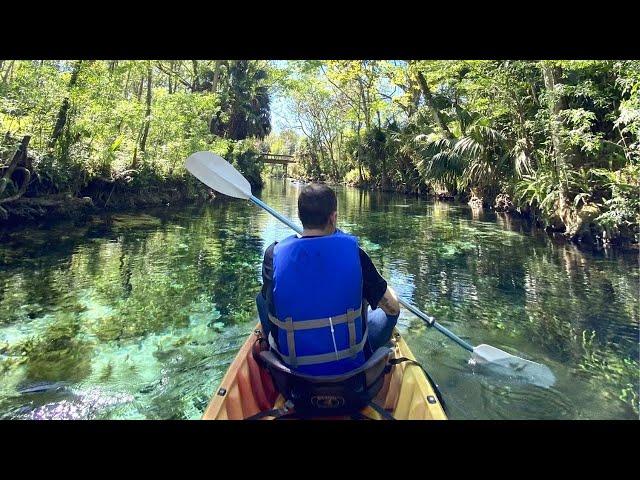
[0,194,94,223]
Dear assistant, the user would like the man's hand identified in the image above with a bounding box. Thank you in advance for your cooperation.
[378,286,400,316]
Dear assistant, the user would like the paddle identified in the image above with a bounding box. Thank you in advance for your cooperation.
[185,151,557,388]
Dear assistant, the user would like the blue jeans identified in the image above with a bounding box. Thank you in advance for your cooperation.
[255,293,399,354]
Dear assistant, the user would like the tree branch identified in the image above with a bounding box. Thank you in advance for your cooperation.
[155,61,192,90]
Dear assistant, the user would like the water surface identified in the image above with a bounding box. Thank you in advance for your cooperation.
[0,179,637,419]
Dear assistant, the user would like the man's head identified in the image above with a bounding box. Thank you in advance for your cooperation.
[298,183,338,232]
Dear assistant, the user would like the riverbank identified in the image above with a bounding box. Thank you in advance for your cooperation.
[280,173,639,251]
[0,135,263,230]
[0,182,209,228]
[2,168,637,255]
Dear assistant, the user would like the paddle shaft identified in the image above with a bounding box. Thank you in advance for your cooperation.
[398,298,474,351]
[250,196,301,234]
[249,195,475,353]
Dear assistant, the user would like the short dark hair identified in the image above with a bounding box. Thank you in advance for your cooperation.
[298,183,337,229]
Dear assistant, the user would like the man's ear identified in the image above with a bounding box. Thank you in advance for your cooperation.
[330,211,338,227]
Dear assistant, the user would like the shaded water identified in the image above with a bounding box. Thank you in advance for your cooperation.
[0,179,638,419]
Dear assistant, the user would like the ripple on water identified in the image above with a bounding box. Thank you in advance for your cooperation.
[478,381,576,420]
[0,179,637,419]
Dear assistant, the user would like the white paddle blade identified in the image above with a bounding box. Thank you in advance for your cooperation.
[471,344,557,388]
[185,151,252,199]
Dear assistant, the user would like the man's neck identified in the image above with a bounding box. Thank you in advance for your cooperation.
[301,226,336,237]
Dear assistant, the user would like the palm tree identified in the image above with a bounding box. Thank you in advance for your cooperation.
[210,61,271,140]
[412,114,513,201]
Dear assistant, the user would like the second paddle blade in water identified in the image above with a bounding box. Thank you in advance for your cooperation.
[470,344,556,388]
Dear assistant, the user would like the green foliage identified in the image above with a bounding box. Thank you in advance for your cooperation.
[274,59,638,242]
[516,170,562,217]
[10,312,94,382]
[224,140,264,189]
[0,60,272,202]
[1,59,638,241]
[579,330,639,415]
[344,167,369,185]
[593,164,640,239]
[210,61,271,141]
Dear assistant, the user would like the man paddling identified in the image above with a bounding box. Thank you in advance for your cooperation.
[255,183,401,376]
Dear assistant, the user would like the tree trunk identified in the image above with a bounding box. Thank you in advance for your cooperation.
[137,75,144,101]
[0,136,30,196]
[0,136,32,219]
[380,134,388,189]
[168,60,175,94]
[124,63,131,97]
[357,77,371,129]
[513,94,537,171]
[1,60,15,84]
[140,64,153,155]
[543,63,584,170]
[132,64,153,168]
[541,63,569,187]
[541,62,578,231]
[415,70,454,140]
[409,74,421,118]
[48,61,83,150]
[212,60,222,93]
[192,60,199,91]
[356,121,364,183]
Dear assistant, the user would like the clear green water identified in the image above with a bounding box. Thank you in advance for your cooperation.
[0,179,638,419]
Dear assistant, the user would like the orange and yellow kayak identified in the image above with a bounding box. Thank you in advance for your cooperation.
[203,325,447,420]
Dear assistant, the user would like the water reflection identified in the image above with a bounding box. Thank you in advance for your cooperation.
[0,178,637,419]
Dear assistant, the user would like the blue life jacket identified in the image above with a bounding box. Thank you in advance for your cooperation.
[268,231,366,376]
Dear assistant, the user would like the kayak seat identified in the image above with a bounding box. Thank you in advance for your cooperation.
[255,346,392,418]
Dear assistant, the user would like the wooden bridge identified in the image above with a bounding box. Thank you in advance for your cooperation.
[259,153,297,176]
[259,154,297,165]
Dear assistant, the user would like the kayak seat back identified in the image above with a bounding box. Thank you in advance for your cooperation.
[257,346,392,417]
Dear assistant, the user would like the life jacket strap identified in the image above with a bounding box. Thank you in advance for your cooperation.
[267,304,362,331]
[367,400,396,420]
[347,312,357,355]
[268,329,368,367]
[285,317,296,367]
[244,400,295,420]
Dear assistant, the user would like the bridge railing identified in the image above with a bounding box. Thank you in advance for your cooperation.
[259,153,297,164]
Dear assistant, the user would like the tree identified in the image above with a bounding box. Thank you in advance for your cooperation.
[132,62,153,169]
[210,60,271,140]
[48,60,83,150]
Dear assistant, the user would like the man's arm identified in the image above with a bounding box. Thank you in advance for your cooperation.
[377,286,400,316]
[261,242,277,314]
[358,248,401,315]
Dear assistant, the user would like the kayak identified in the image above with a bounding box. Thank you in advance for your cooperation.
[202,324,448,420]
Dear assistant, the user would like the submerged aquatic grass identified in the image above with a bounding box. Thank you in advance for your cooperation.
[0,179,638,419]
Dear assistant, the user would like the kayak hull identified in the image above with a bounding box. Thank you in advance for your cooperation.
[203,325,447,420]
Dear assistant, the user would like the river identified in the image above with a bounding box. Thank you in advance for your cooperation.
[0,179,638,419]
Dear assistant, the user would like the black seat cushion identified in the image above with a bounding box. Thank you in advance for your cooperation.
[258,347,392,417]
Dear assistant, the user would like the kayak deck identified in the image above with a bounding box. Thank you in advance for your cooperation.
[202,325,447,420]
